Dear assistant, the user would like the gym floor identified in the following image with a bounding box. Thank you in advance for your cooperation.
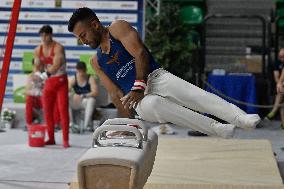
[0,118,283,189]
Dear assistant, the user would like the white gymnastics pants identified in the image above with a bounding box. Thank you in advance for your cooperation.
[69,96,96,129]
[135,69,246,135]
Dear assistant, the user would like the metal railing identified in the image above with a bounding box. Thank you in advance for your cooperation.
[200,14,268,79]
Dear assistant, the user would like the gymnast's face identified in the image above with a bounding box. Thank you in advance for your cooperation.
[40,33,52,45]
[73,20,103,49]
[76,68,86,77]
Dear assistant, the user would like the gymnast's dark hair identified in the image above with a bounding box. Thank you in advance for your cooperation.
[39,25,53,34]
[76,61,87,71]
[68,7,99,32]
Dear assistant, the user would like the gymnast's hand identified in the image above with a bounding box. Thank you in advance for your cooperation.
[277,82,284,94]
[120,90,144,110]
[73,94,83,106]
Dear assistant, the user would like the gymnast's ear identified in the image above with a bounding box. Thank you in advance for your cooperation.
[91,20,99,30]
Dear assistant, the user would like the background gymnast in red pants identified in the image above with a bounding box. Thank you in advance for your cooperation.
[25,59,60,127]
[34,25,70,148]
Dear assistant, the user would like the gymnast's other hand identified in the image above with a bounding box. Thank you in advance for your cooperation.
[277,82,284,94]
[72,94,83,106]
[120,90,144,110]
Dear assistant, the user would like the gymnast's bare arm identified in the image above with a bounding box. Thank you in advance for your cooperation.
[109,20,149,109]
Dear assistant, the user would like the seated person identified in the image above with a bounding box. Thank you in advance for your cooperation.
[69,61,99,131]
[266,48,284,128]
[25,59,60,126]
